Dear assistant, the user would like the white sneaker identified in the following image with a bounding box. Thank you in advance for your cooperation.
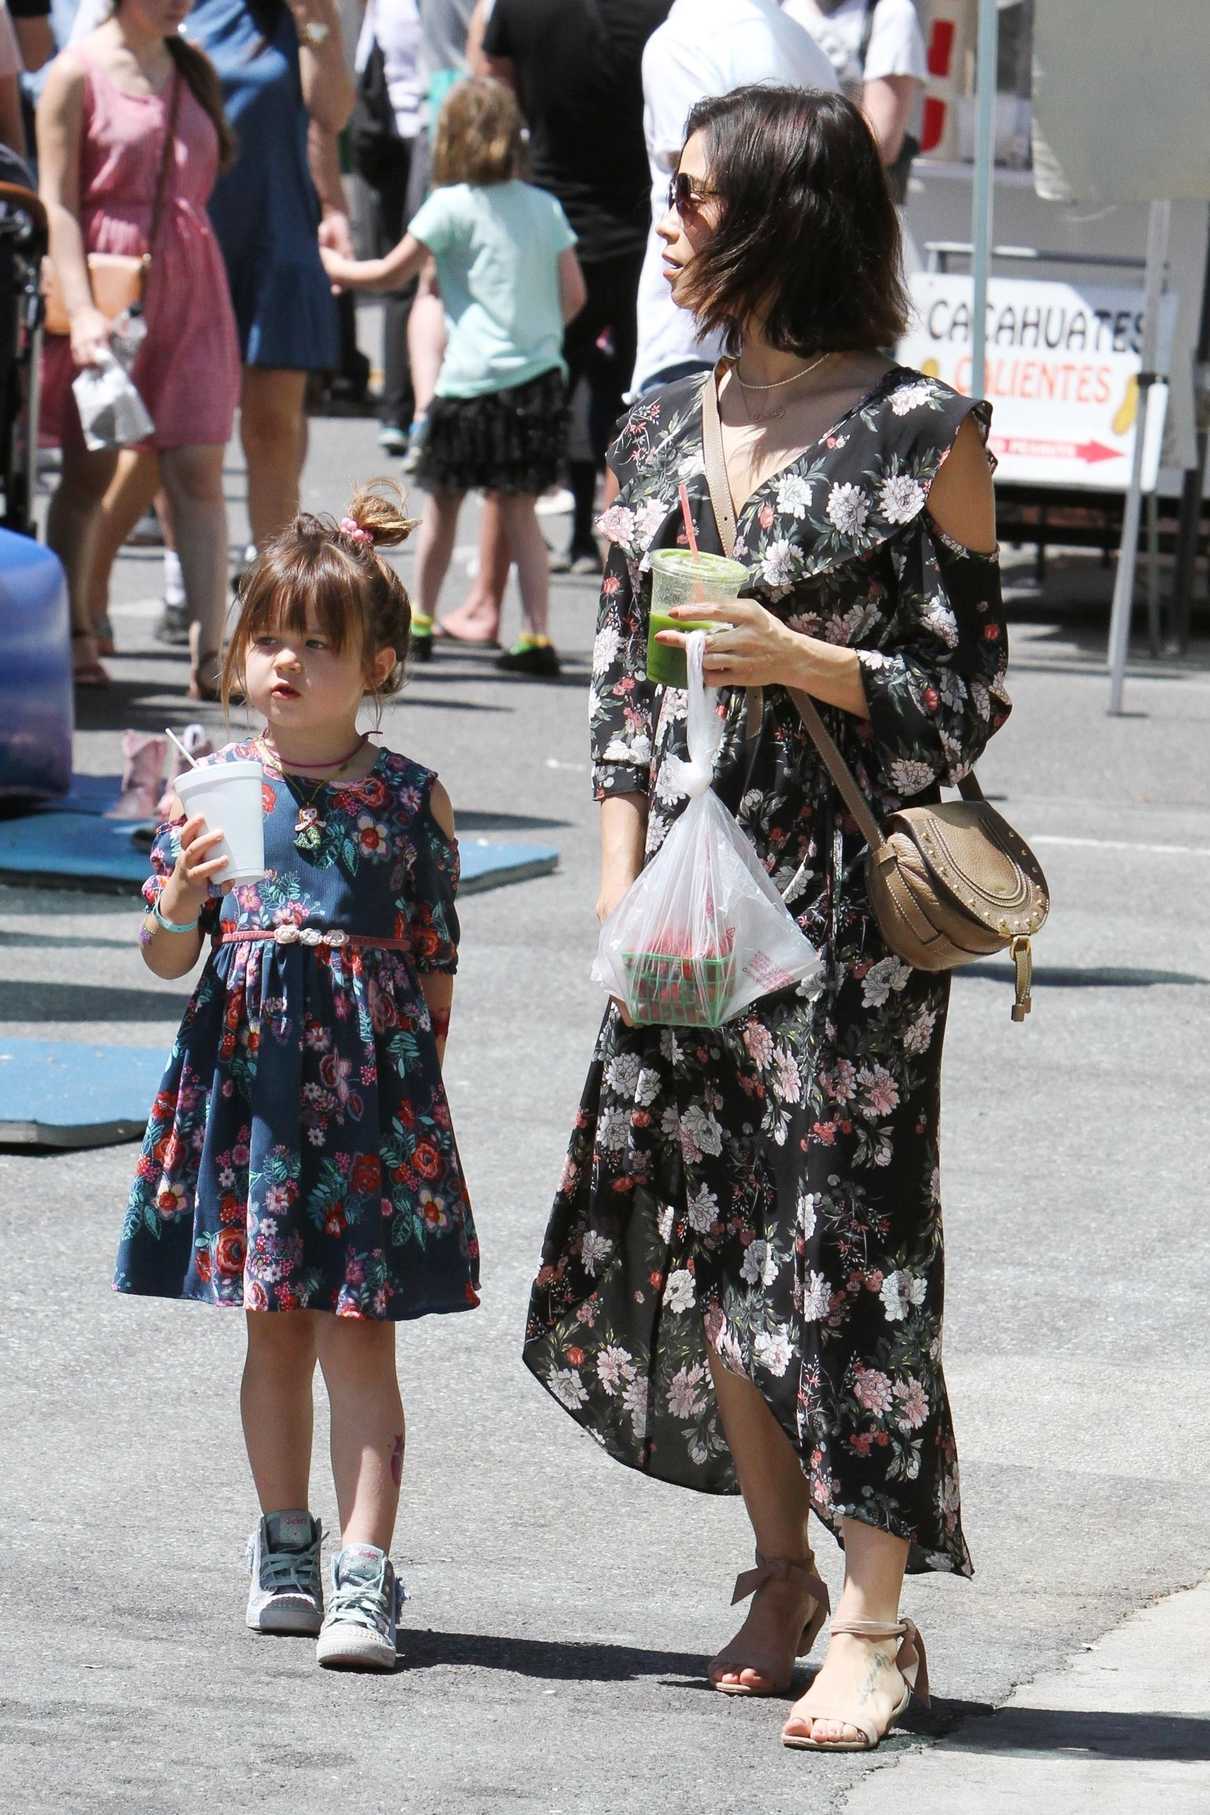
[535,485,574,517]
[245,1511,324,1636]
[315,1544,403,1672]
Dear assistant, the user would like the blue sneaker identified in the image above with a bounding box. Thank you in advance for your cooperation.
[245,1510,324,1635]
[315,1543,403,1672]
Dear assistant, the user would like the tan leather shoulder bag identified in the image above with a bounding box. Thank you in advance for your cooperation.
[699,366,1049,1022]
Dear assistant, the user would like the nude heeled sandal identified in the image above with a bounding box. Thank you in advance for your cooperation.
[709,1551,831,1696]
[781,1616,930,1752]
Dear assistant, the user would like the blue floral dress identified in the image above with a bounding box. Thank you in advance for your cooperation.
[116,742,479,1321]
[523,368,1011,1576]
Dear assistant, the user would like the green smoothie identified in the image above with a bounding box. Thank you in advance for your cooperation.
[645,549,749,689]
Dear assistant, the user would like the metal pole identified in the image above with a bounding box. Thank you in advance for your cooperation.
[1169,203,1210,654]
[1108,199,1172,715]
[969,0,1000,399]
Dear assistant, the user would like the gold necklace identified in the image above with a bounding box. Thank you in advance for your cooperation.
[734,351,833,424]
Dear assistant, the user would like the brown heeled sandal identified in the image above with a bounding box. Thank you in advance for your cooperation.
[188,650,222,704]
[71,627,111,688]
[781,1616,930,1752]
[708,1551,831,1697]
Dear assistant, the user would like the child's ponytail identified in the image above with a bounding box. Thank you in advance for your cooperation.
[338,481,418,554]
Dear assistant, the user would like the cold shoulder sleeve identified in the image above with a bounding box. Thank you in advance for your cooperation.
[855,394,1012,797]
[407,793,460,975]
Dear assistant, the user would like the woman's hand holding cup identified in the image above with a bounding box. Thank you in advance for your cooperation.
[658,598,808,689]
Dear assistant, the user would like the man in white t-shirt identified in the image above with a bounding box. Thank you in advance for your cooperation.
[783,0,925,171]
[632,0,836,397]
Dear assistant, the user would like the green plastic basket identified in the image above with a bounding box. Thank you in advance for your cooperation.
[622,949,736,1027]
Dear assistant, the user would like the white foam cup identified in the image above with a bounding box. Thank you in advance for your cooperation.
[173,759,267,886]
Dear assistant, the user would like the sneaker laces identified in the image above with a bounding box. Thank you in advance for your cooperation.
[262,1548,322,1597]
[245,1526,323,1597]
[328,1574,406,1635]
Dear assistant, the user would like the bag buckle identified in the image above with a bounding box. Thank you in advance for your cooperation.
[1009,935,1033,1022]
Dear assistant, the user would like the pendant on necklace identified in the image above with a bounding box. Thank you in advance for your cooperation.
[294,803,324,850]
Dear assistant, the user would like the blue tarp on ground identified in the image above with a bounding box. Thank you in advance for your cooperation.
[0,776,558,896]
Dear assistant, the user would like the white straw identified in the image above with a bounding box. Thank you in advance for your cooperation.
[164,726,201,769]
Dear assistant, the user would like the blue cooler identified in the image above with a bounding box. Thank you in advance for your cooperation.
[0,528,71,806]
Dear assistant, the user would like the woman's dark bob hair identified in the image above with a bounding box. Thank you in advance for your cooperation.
[675,85,909,357]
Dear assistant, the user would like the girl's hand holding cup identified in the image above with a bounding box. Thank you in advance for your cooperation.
[159,813,230,920]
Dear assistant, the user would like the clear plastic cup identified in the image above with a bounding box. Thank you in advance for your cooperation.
[173,759,267,886]
[646,549,749,688]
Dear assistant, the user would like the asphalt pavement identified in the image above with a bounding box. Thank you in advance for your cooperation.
[2,408,1208,1815]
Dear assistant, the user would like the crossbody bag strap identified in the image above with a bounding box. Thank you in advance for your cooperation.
[858,0,879,79]
[145,71,182,262]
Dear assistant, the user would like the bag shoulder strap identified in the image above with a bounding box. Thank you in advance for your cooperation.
[858,0,879,77]
[699,363,981,851]
[146,71,182,260]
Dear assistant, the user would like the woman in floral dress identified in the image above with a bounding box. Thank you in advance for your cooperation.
[523,87,1011,1752]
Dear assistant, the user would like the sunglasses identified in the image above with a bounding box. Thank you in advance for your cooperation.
[667,171,719,217]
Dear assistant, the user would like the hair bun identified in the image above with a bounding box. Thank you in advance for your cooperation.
[341,479,418,551]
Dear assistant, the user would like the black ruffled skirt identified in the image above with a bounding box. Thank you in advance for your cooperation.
[416,366,568,496]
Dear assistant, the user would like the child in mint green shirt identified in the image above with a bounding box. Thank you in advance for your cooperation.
[323,77,586,677]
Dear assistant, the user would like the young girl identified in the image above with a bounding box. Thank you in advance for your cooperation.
[115,484,479,1673]
[321,76,586,676]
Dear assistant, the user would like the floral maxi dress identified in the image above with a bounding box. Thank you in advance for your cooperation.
[522,368,1011,1575]
[116,743,479,1321]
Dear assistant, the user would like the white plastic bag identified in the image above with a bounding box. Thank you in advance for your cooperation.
[592,633,822,1028]
[71,308,153,451]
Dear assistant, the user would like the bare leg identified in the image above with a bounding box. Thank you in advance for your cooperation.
[159,444,230,696]
[45,441,120,681]
[84,448,159,639]
[495,492,549,640]
[707,1350,823,1692]
[240,367,308,549]
[315,1317,404,1550]
[438,496,509,643]
[414,489,463,625]
[241,1310,319,1514]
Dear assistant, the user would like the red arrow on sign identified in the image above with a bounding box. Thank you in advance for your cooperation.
[991,434,1124,464]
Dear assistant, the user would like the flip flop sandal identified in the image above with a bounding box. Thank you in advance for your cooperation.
[71,628,111,687]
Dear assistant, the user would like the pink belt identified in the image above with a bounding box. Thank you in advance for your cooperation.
[218,926,412,952]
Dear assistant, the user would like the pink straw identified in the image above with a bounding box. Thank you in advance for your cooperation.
[678,482,699,555]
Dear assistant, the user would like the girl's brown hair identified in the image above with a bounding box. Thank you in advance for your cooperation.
[431,77,524,187]
[221,481,417,712]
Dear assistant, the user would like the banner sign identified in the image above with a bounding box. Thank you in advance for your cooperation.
[898,275,1178,491]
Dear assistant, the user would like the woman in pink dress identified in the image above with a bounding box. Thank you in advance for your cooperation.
[38,0,240,691]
